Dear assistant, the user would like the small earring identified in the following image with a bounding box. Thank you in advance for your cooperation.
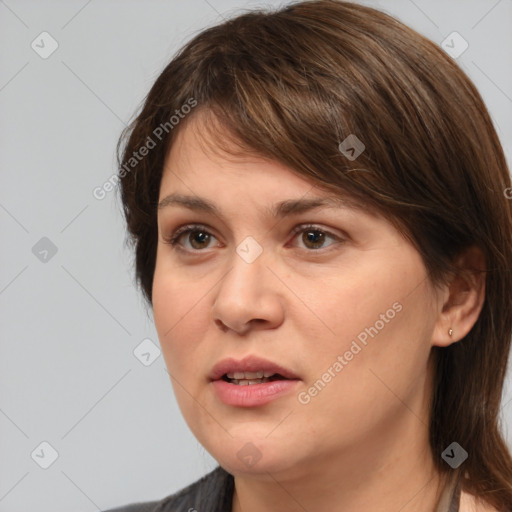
[448,328,453,337]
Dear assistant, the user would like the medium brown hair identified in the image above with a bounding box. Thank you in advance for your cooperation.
[117,1,512,509]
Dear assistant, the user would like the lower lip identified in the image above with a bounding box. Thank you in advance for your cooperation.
[211,378,300,407]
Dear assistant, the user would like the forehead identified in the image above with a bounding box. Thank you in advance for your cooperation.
[158,112,396,235]
[162,110,280,179]
[160,112,368,211]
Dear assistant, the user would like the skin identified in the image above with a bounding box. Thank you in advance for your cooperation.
[152,113,487,512]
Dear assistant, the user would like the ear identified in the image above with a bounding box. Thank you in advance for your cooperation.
[431,245,486,348]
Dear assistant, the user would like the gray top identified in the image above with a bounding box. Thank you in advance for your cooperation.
[103,466,460,512]
[103,466,234,512]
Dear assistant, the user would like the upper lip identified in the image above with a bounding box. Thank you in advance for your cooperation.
[209,355,300,381]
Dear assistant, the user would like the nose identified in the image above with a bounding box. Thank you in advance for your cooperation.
[211,249,285,335]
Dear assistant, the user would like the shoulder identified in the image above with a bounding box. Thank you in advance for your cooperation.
[459,489,501,512]
[102,466,234,512]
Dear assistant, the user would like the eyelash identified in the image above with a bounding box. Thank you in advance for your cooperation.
[162,223,343,253]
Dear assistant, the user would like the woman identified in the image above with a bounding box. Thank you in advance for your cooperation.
[106,0,512,510]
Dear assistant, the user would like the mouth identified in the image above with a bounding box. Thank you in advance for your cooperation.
[209,355,300,382]
[221,371,290,386]
[209,356,300,407]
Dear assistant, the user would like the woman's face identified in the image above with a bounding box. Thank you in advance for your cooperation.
[153,116,442,479]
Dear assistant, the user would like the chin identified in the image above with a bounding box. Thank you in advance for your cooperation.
[206,436,300,477]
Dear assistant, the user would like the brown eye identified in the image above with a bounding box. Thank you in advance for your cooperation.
[165,223,342,253]
[187,230,212,250]
[292,224,341,251]
[164,224,218,251]
[301,229,326,249]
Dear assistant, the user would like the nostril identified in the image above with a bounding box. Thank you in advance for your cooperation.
[214,319,229,332]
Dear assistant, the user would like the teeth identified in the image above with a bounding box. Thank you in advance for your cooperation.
[230,377,271,385]
[226,371,274,379]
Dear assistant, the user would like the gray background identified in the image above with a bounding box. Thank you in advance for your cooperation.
[1,0,511,510]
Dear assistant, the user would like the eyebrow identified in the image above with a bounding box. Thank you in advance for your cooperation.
[157,193,356,218]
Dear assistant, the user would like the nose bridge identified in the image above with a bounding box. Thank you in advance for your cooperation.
[212,236,282,332]
[217,238,268,302]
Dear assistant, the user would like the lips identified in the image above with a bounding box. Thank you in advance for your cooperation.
[209,355,300,382]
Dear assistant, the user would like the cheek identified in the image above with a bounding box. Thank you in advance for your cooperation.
[306,251,431,368]
[304,264,434,417]
[300,257,410,350]
[152,273,213,429]
[152,264,208,374]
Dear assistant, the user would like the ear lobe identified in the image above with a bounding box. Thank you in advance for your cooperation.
[431,246,486,348]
